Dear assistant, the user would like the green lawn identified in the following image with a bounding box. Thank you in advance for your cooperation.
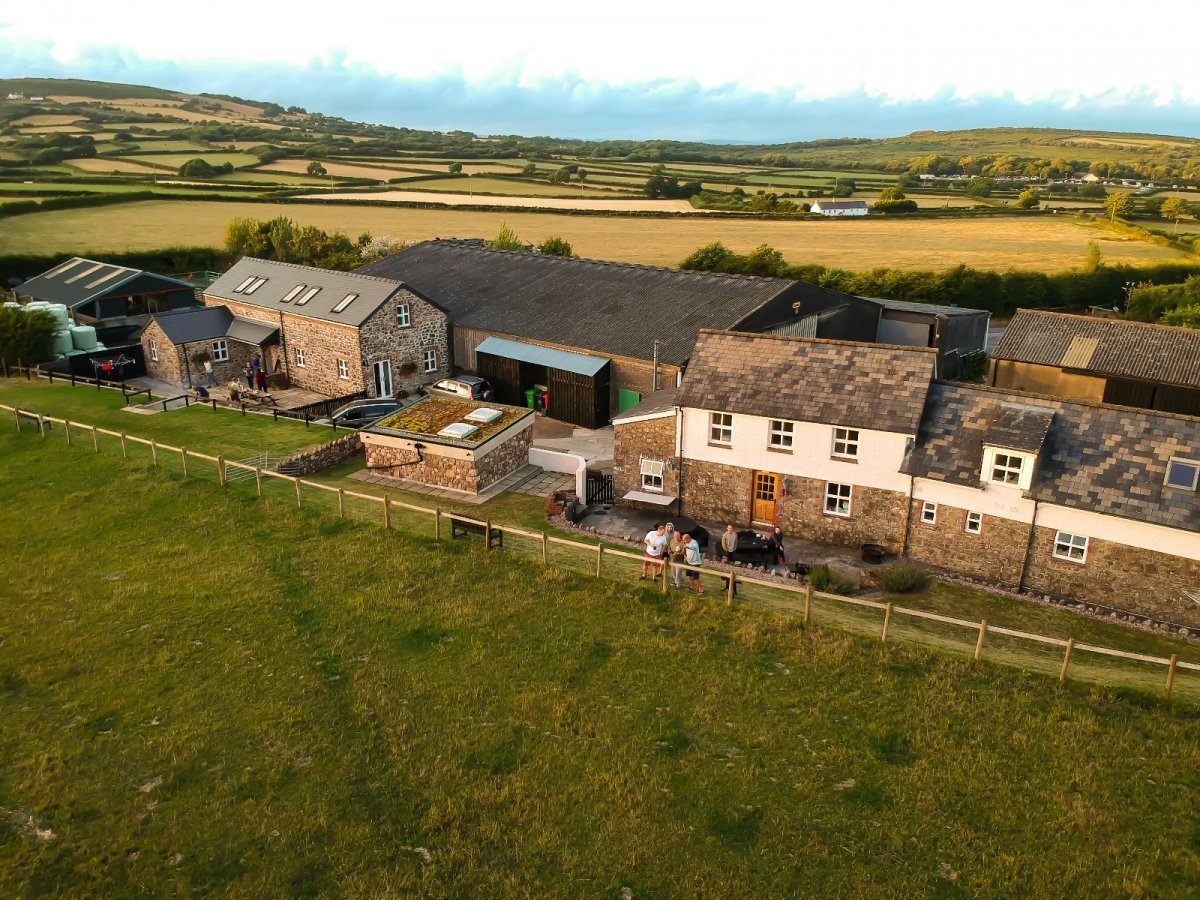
[2,426,1200,895]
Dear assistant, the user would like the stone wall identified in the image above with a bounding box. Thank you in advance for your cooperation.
[141,319,184,386]
[363,428,531,493]
[680,458,754,525]
[614,415,677,508]
[359,289,450,398]
[778,475,908,554]
[1024,526,1200,627]
[476,428,533,491]
[140,319,259,390]
[278,432,363,476]
[905,503,1029,587]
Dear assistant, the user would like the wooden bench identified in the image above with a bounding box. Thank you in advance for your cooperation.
[450,516,503,550]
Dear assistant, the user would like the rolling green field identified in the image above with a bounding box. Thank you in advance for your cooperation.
[3,400,1200,895]
[0,198,1188,271]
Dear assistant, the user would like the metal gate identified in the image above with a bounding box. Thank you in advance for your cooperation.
[586,471,614,505]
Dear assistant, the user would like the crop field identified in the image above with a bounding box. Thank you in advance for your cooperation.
[260,158,419,181]
[2,404,1199,895]
[10,114,85,127]
[376,176,638,197]
[63,157,158,174]
[116,152,263,170]
[16,124,89,134]
[1,199,1187,270]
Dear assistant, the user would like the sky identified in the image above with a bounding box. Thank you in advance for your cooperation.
[2,2,1199,143]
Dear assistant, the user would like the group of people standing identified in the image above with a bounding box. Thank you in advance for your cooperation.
[641,523,705,593]
[224,355,269,402]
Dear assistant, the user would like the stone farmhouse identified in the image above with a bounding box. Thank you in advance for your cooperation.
[613,330,1200,627]
[142,258,450,397]
[990,310,1200,416]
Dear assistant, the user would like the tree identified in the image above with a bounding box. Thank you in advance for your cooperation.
[1083,240,1103,275]
[680,242,734,272]
[306,161,327,177]
[741,244,788,277]
[1161,197,1186,235]
[521,162,537,176]
[537,236,574,257]
[488,222,524,251]
[1160,304,1200,328]
[1015,188,1041,209]
[360,235,407,263]
[575,167,587,183]
[966,177,994,198]
[1104,192,1132,222]
[178,158,215,177]
[1078,183,1108,199]
[550,167,572,184]
[0,306,58,365]
[877,187,906,203]
[448,162,463,174]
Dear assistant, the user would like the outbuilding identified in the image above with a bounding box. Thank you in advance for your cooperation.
[810,200,869,217]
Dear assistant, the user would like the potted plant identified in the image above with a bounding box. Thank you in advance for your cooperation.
[399,360,418,376]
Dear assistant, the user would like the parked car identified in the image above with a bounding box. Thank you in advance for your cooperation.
[424,375,495,401]
[324,398,404,429]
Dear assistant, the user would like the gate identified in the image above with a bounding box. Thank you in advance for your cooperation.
[586,471,614,505]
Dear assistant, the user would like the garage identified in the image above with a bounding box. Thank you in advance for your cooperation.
[475,336,611,429]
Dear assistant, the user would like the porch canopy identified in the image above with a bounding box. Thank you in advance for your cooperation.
[622,490,675,506]
[474,335,608,376]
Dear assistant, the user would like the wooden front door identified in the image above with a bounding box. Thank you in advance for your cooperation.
[752,471,778,524]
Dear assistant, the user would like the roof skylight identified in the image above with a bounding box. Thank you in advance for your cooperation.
[295,287,320,306]
[280,285,306,304]
[331,293,358,313]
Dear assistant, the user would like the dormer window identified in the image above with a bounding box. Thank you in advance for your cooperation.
[990,453,1024,485]
[981,447,1034,490]
[1165,458,1200,491]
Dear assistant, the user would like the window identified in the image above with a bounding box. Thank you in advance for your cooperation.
[242,277,267,295]
[965,512,983,534]
[294,347,306,368]
[396,303,411,327]
[640,459,664,492]
[709,412,732,445]
[233,275,256,293]
[332,293,358,314]
[280,285,305,304]
[1165,458,1200,491]
[1053,531,1088,563]
[990,452,1024,485]
[768,419,794,450]
[148,340,158,362]
[295,287,320,306]
[337,359,349,380]
[832,427,860,459]
[824,482,852,517]
[211,339,229,362]
[921,501,937,524]
[422,348,437,373]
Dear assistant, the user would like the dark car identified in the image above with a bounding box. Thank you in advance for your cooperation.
[656,516,710,549]
[424,375,495,402]
[326,398,404,429]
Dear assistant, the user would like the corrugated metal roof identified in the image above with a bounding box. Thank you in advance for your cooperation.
[475,336,609,376]
[993,310,1200,388]
[677,331,937,435]
[356,240,805,366]
[16,257,193,307]
[206,258,412,327]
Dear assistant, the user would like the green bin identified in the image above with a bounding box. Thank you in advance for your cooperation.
[525,388,537,408]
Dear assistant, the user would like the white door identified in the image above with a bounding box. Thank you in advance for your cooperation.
[372,360,393,398]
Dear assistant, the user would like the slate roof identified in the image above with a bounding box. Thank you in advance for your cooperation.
[355,240,805,366]
[151,307,278,345]
[17,257,193,307]
[612,388,678,423]
[206,257,420,328]
[902,383,1200,533]
[984,403,1056,453]
[676,331,937,434]
[993,310,1200,389]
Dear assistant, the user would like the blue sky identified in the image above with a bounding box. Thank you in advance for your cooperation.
[3,2,1198,142]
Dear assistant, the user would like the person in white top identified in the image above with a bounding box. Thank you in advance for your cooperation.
[641,524,668,581]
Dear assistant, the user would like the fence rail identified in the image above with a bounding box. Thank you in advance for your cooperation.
[4,399,1198,703]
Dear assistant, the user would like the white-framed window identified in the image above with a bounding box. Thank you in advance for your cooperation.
[921,501,937,524]
[640,459,664,492]
[294,347,306,368]
[990,452,1024,485]
[1165,458,1200,491]
[832,427,860,459]
[396,303,411,327]
[337,359,349,380]
[148,340,158,362]
[1053,531,1088,563]
[824,482,852,517]
[768,419,794,449]
[965,512,983,534]
[422,348,437,373]
[709,412,732,445]
[211,339,229,362]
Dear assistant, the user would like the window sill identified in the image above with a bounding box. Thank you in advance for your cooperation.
[766,446,793,454]
[1052,555,1087,565]
[708,441,732,449]
[831,455,858,464]
[823,510,851,519]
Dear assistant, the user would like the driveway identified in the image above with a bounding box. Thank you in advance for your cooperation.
[532,416,614,467]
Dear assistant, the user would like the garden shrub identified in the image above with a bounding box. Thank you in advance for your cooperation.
[878,564,931,594]
[808,565,856,595]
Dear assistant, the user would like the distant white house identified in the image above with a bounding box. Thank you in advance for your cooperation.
[5,92,25,100]
[810,200,869,217]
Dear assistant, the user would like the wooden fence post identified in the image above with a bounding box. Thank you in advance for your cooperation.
[595,542,602,575]
[255,468,262,496]
[541,531,548,565]
[180,448,188,477]
[726,571,735,606]
[120,432,127,458]
[12,408,19,430]
[804,582,812,624]
[337,489,345,518]
[661,557,668,594]
[484,519,492,553]
[1059,637,1075,682]
[91,425,99,453]
[974,619,988,661]
[881,603,893,643]
[434,507,441,541]
[1165,655,1178,700]
[150,439,157,467]
[64,420,71,446]
[37,414,45,438]
[217,456,226,487]
[294,478,302,509]
[383,494,391,530]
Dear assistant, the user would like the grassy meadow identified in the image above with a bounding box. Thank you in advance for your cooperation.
[3,416,1200,896]
[0,198,1188,270]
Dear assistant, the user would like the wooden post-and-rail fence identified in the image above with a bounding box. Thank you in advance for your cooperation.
[4,400,1199,703]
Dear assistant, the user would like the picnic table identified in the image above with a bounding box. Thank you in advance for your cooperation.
[239,390,279,407]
